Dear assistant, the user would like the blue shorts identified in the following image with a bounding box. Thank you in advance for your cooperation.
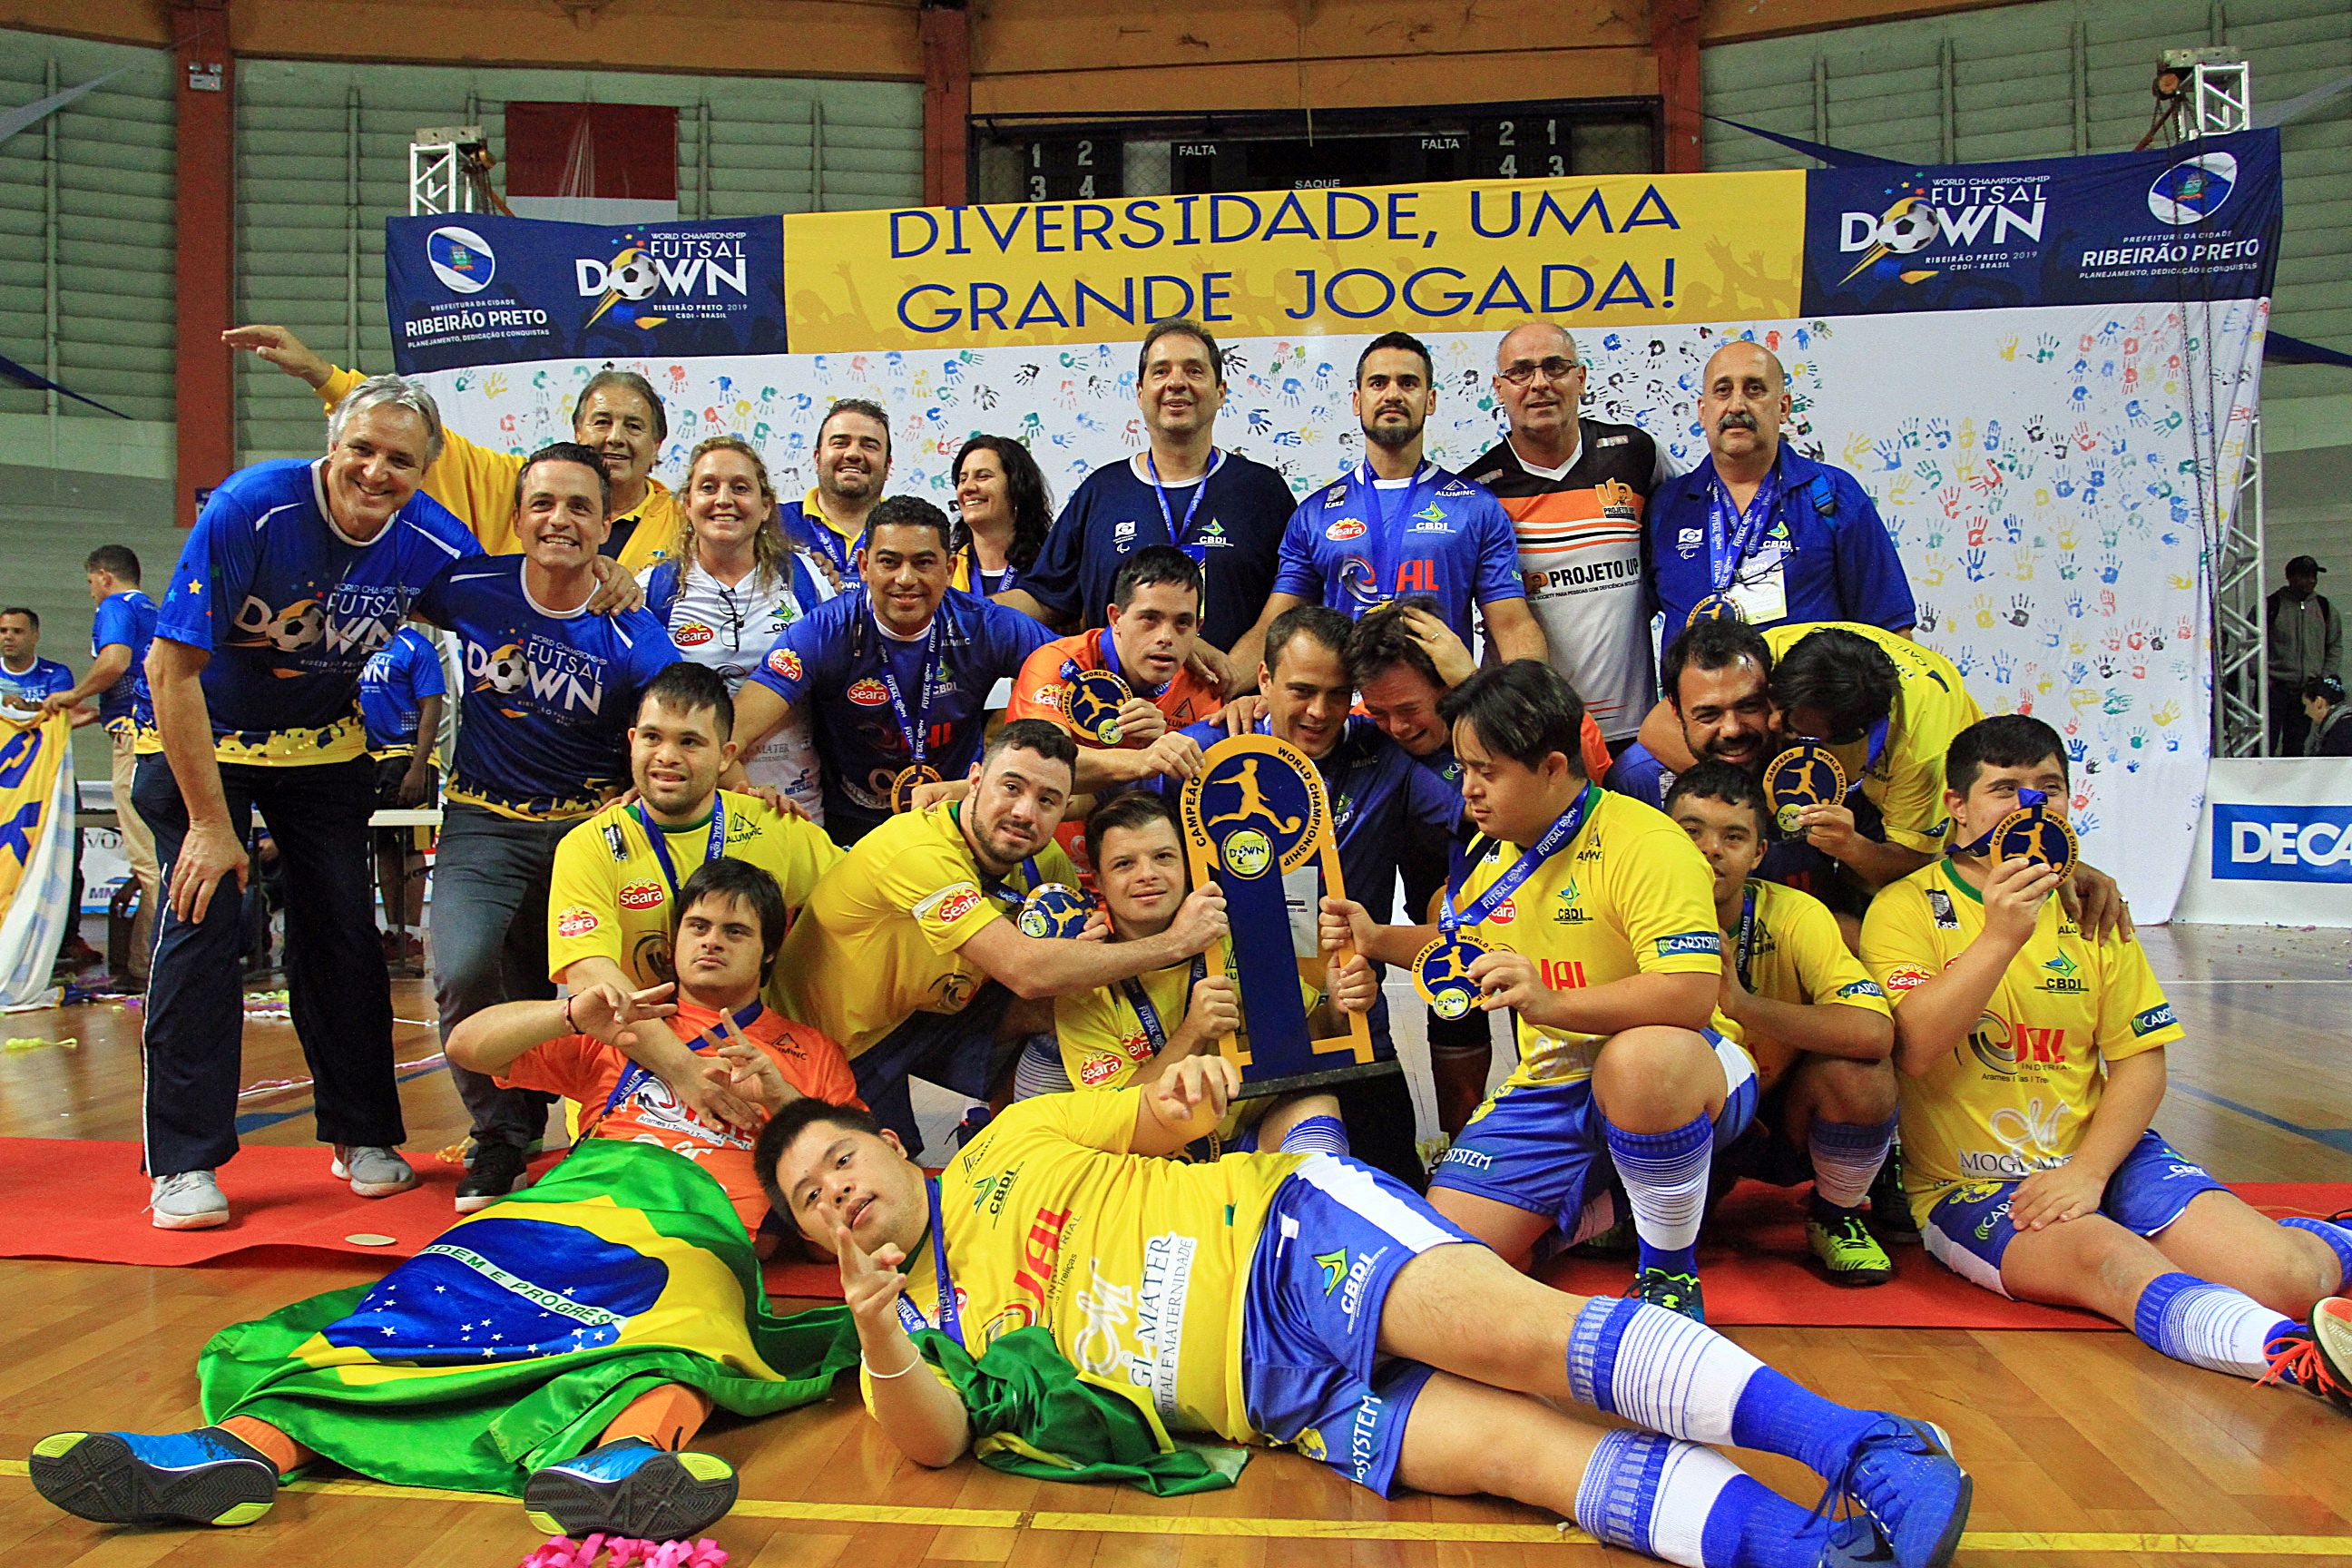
[852,980,1016,1154]
[1428,1031,1759,1240]
[1240,1153,1476,1496]
[1920,1129,2229,1295]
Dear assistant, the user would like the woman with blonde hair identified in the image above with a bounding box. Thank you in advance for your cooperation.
[641,435,835,822]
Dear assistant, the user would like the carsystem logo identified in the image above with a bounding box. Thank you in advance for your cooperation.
[2149,152,2238,226]
[426,226,496,294]
[2212,803,2352,884]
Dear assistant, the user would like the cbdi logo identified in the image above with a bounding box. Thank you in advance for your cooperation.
[426,226,495,294]
[2212,803,2352,884]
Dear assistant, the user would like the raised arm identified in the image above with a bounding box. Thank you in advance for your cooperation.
[957,886,1228,1000]
[838,1224,974,1468]
[1886,858,2061,1078]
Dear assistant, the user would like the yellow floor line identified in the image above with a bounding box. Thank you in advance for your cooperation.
[7,1459,2350,1553]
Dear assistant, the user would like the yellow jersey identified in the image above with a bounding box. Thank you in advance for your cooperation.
[545,789,842,1011]
[1760,622,1982,855]
[779,801,1075,1058]
[1859,860,2182,1222]
[888,1088,1305,1444]
[1453,786,1736,1091]
[1730,877,1890,1092]
[317,366,681,573]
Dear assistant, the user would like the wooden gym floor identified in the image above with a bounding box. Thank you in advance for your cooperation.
[3,921,2350,1567]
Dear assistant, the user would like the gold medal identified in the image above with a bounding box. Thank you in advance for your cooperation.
[1412,933,1500,1019]
[1762,743,1847,836]
[1065,668,1132,748]
[1991,805,2079,877]
[1686,593,1742,628]
[889,763,943,814]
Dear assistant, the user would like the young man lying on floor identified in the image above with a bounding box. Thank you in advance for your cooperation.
[33,858,859,1544]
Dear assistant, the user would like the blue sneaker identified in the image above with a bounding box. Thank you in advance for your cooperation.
[30,1427,277,1526]
[1818,1514,1899,1566]
[1825,1417,1970,1568]
[523,1437,737,1541]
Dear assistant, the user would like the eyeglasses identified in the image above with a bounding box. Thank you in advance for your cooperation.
[1497,358,1584,387]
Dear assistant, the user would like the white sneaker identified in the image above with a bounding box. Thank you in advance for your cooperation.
[150,1170,230,1230]
[329,1145,418,1199]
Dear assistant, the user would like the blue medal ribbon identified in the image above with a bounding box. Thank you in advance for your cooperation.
[1348,460,1442,611]
[894,1176,964,1348]
[873,614,944,769]
[1441,784,1597,934]
[1732,884,1758,989]
[1098,626,1170,700]
[1146,450,1217,566]
[1121,953,1210,1058]
[1706,460,1783,594]
[632,799,727,906]
[596,996,766,1123]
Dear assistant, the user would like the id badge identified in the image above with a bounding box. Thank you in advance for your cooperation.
[1725,558,1788,624]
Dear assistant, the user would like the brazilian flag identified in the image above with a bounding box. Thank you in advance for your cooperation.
[198,1140,1243,1498]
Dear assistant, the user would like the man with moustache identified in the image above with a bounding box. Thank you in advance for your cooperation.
[1465,321,1670,747]
[728,496,1054,846]
[1646,341,1913,636]
[1247,332,1545,669]
[779,720,1230,1149]
[779,399,893,588]
[1004,318,1299,675]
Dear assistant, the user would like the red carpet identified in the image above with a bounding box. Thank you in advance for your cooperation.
[3,1138,2344,1330]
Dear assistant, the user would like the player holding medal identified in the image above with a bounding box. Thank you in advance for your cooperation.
[1320,662,1759,1321]
[729,496,1052,847]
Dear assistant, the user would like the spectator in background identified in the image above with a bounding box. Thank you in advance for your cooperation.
[357,623,446,965]
[41,549,163,989]
[947,435,1052,600]
[2304,674,2352,758]
[5,606,99,975]
[1646,342,1915,637]
[779,399,892,587]
[2269,555,2340,756]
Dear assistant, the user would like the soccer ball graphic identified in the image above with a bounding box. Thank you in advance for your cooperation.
[232,594,324,652]
[475,642,530,695]
[1876,199,1939,255]
[605,250,660,301]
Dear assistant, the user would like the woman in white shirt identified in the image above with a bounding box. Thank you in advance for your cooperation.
[640,435,835,822]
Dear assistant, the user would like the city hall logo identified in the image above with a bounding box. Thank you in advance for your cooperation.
[2149,152,2238,226]
[2212,803,2352,885]
[1838,175,2050,284]
[426,225,496,295]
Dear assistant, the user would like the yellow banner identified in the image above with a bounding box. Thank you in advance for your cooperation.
[782,171,1806,354]
[0,711,68,911]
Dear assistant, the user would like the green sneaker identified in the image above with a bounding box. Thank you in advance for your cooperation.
[1809,1210,1896,1287]
[1630,1266,1706,1321]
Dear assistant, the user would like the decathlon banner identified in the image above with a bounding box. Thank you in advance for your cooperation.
[0,713,78,1005]
[386,132,2281,920]
[384,213,786,372]
[2173,758,2352,926]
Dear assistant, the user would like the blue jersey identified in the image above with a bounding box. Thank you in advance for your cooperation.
[0,655,74,710]
[89,590,158,736]
[153,459,479,765]
[748,587,1054,835]
[415,556,681,819]
[1272,462,1525,645]
[1146,715,1461,1054]
[358,624,447,755]
[1647,449,1916,634]
[778,493,862,586]
[1024,450,1296,649]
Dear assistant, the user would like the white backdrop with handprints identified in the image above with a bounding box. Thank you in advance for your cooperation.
[418,295,2266,920]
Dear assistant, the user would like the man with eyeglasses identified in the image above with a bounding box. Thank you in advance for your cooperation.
[1465,322,1671,749]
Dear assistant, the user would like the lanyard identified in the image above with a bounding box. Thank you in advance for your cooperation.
[1732,884,1759,989]
[1145,450,1216,564]
[597,997,765,1122]
[1350,460,1440,610]
[804,494,858,579]
[1097,626,1171,700]
[632,799,727,906]
[947,805,1041,909]
[1706,461,1783,593]
[874,613,944,767]
[894,1177,964,1348]
[1122,953,1210,1057]
[1441,785,1595,933]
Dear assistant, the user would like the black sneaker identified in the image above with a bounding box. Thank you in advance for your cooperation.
[454,1142,533,1215]
[1868,1140,1921,1245]
[1629,1265,1706,1322]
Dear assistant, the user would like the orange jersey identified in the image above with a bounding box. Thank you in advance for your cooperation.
[496,1000,861,1230]
[1005,628,1220,737]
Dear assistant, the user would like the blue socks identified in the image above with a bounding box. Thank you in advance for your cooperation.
[1576,1427,1824,1568]
[1278,1113,1349,1156]
[2282,1217,2352,1294]
[1604,1112,1714,1277]
[2133,1271,2298,1379]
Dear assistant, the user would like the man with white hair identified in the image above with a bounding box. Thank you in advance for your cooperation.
[136,377,483,1230]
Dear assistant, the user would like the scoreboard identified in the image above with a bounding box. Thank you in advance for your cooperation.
[984,102,1653,203]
